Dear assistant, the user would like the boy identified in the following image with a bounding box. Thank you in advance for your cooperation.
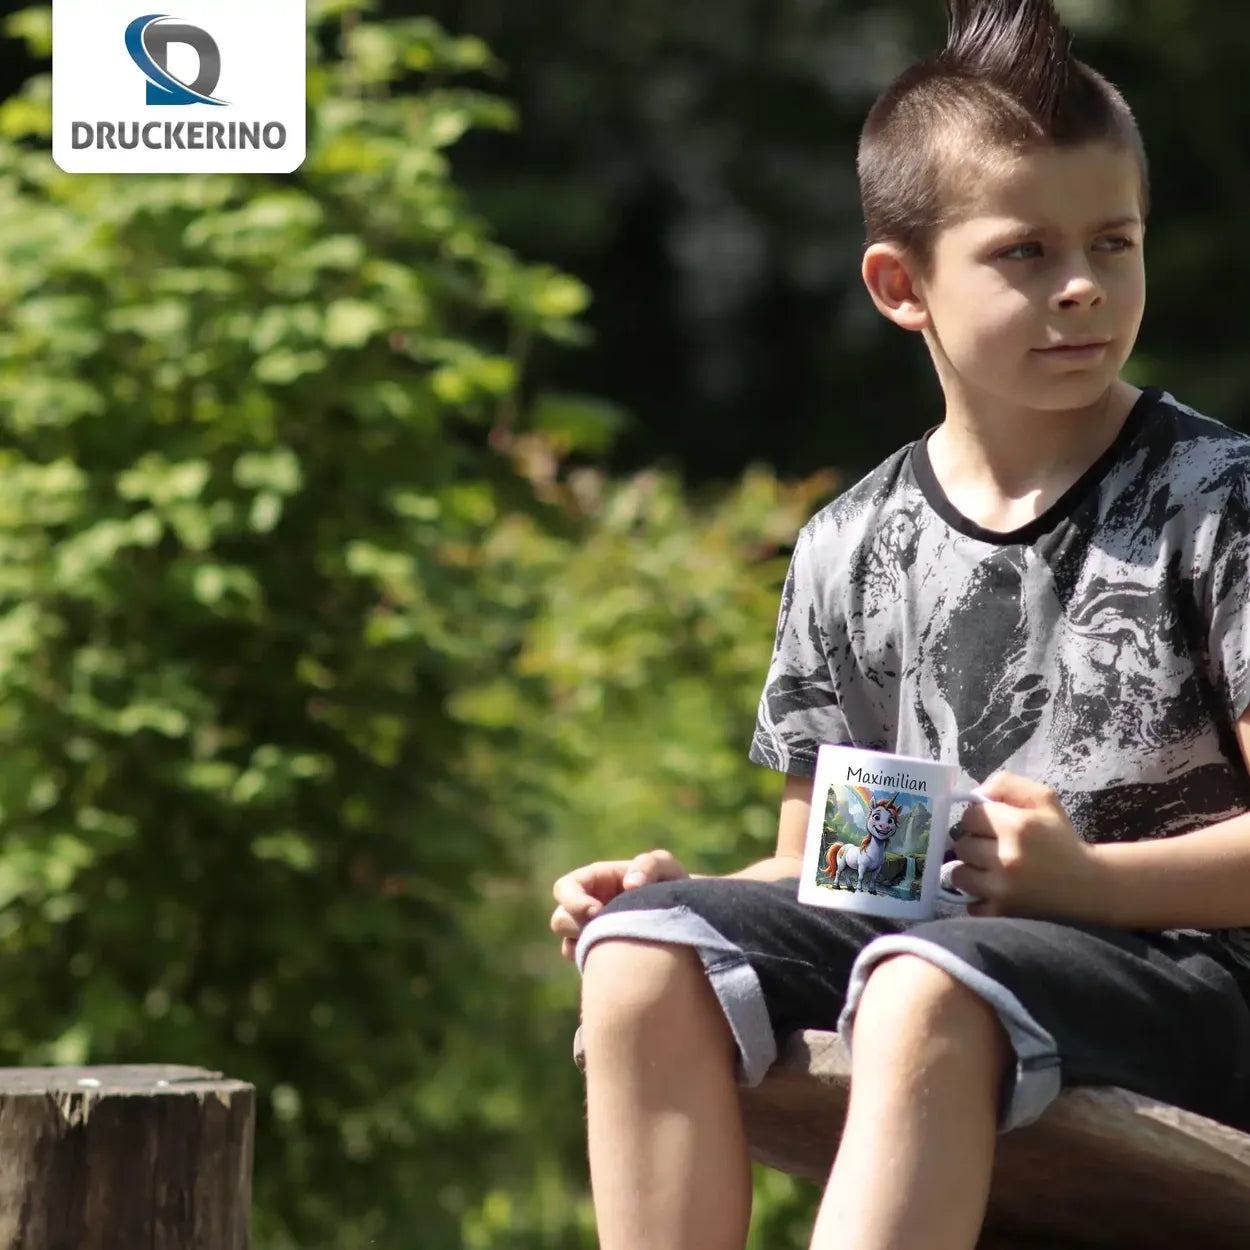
[550,1,1250,1247]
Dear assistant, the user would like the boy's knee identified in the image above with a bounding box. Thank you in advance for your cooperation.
[580,939,733,1059]
[854,953,1011,1069]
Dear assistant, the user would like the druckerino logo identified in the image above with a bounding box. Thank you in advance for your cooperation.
[53,0,306,174]
[125,15,229,107]
[69,14,286,155]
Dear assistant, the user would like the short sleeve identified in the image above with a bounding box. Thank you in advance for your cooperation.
[748,522,849,776]
[1207,475,1250,723]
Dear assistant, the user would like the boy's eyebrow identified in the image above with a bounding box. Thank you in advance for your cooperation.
[987,214,1143,239]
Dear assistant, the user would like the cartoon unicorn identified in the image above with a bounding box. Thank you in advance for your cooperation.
[825,793,902,893]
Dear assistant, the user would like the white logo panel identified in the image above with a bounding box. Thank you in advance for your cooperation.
[53,0,306,173]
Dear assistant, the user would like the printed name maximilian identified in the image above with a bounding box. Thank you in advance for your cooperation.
[846,766,928,792]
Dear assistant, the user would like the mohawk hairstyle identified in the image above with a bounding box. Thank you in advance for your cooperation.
[858,0,1148,270]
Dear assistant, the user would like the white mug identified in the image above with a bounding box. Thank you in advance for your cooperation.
[797,744,986,921]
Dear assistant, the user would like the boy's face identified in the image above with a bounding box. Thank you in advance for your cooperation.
[880,142,1146,415]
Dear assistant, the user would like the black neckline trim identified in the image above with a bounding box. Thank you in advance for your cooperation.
[909,387,1163,546]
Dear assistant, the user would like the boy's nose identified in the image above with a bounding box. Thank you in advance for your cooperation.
[1051,277,1105,311]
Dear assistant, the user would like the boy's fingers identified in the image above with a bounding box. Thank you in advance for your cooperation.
[624,849,686,888]
[978,771,1056,808]
[551,851,687,947]
[552,862,628,917]
[550,904,582,939]
[561,937,577,962]
[624,851,660,886]
[958,802,995,838]
[948,860,994,898]
[951,836,997,871]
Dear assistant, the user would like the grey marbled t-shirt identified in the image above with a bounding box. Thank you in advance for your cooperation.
[750,387,1250,962]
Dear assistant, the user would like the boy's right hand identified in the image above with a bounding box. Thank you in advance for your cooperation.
[550,850,689,963]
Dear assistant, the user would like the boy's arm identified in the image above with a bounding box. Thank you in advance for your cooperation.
[724,773,812,882]
[960,712,1250,930]
[1090,710,1250,935]
[1093,807,1250,930]
[1089,707,1250,929]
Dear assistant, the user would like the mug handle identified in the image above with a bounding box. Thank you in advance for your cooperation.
[937,789,989,904]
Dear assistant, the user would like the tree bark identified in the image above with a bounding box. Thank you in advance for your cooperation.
[0,1064,254,1250]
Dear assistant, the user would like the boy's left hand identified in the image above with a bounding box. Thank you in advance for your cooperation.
[948,772,1105,920]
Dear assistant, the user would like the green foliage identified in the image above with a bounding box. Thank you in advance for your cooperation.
[0,5,600,1246]
[515,466,831,875]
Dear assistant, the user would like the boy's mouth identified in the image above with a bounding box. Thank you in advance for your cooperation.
[1034,338,1110,353]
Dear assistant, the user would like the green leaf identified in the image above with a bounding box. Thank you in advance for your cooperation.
[254,350,329,385]
[324,299,385,348]
[532,271,591,319]
[532,391,629,454]
[252,831,319,872]
[3,8,52,56]
[115,703,190,738]
[116,457,211,506]
[233,448,303,494]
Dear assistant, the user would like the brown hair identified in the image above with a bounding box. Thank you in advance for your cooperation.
[858,0,1149,270]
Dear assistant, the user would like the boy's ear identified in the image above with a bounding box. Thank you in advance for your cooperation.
[861,243,930,332]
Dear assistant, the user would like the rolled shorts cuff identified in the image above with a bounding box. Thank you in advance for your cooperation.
[575,906,778,1085]
[837,934,1063,1132]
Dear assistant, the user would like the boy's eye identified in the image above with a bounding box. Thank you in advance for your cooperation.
[997,242,1042,260]
[996,236,1136,261]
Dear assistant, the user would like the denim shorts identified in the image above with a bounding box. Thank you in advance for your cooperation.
[576,876,1250,1132]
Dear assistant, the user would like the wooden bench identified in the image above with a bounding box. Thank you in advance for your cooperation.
[741,1030,1250,1249]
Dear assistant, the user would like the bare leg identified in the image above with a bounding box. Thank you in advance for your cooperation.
[580,939,752,1250]
[811,954,1011,1250]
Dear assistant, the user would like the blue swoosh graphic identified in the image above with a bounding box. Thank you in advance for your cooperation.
[124,14,227,107]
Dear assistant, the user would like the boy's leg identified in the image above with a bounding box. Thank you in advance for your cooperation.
[576,878,900,1250]
[839,916,1250,1136]
[817,914,1250,1250]
[578,883,1250,1250]
[812,954,1010,1250]
[580,939,751,1250]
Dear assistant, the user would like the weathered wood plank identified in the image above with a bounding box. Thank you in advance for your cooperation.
[739,1031,1250,1250]
[0,1064,255,1250]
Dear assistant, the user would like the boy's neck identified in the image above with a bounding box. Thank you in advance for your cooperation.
[925,379,1142,534]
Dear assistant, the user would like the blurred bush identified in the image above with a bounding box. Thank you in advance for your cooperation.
[0,3,832,1246]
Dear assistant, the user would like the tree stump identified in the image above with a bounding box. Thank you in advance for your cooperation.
[0,1064,255,1250]
[740,1031,1250,1249]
